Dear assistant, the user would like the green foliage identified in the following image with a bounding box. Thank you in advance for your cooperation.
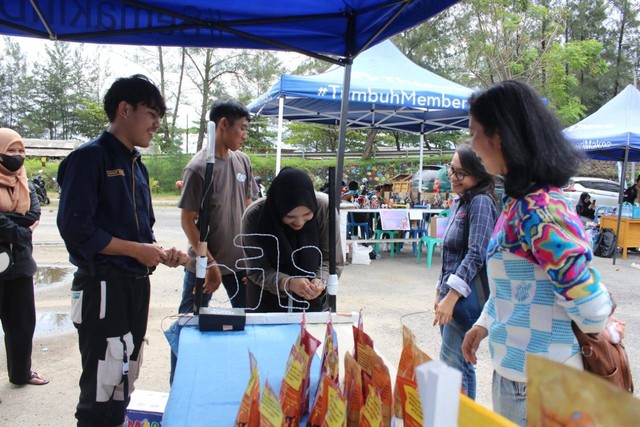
[144,154,193,193]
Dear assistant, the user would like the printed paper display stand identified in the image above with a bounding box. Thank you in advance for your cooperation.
[379,210,411,230]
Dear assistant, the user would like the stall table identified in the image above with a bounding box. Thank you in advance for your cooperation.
[163,312,358,426]
[599,216,640,259]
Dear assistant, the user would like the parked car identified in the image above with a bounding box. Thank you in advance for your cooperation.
[562,177,621,209]
[411,165,452,193]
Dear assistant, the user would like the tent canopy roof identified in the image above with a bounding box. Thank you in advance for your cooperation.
[0,0,458,65]
[248,40,474,133]
[565,84,640,162]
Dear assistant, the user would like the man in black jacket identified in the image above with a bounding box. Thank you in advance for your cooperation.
[57,75,187,427]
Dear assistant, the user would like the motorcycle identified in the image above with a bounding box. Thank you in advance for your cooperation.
[30,174,50,205]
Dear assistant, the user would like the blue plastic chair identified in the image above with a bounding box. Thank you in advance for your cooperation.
[347,212,370,239]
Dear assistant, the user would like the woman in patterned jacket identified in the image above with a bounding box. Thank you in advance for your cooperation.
[461,80,612,426]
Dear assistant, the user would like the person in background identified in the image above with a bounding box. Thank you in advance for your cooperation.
[575,192,596,222]
[57,75,187,427]
[172,99,257,383]
[433,142,498,400]
[341,180,360,202]
[623,174,640,204]
[0,128,49,388]
[461,80,612,426]
[255,176,266,199]
[177,98,257,313]
[241,167,343,312]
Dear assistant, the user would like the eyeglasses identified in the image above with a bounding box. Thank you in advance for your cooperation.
[448,166,471,181]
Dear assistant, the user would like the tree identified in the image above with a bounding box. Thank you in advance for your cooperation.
[185,48,246,151]
[0,37,34,134]
[233,50,284,152]
[31,41,98,139]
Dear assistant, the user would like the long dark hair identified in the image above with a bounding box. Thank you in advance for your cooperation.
[456,142,497,203]
[468,80,582,198]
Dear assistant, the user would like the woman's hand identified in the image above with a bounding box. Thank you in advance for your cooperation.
[289,277,324,300]
[29,220,39,232]
[433,290,459,326]
[462,325,488,365]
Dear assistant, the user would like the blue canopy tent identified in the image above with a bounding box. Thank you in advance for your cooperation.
[248,39,474,182]
[0,0,460,311]
[564,84,640,263]
[0,0,459,191]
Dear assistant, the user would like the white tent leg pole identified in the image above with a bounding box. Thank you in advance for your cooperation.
[335,62,353,201]
[276,96,284,174]
[419,132,424,202]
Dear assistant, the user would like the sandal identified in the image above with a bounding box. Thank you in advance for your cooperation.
[27,371,49,386]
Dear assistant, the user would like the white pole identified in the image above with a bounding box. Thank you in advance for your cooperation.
[418,132,425,199]
[276,96,284,174]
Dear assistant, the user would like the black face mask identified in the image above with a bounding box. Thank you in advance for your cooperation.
[0,154,25,172]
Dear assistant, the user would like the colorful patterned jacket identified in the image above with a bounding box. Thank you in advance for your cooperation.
[476,185,612,382]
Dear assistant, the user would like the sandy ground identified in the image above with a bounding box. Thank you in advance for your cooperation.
[1,203,639,425]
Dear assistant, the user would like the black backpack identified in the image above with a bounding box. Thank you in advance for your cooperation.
[594,228,617,258]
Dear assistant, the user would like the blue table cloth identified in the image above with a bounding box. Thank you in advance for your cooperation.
[163,324,319,426]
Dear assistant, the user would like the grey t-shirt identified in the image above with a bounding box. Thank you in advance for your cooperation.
[178,149,257,273]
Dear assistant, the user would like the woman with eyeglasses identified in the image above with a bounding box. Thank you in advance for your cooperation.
[461,80,612,426]
[432,142,498,400]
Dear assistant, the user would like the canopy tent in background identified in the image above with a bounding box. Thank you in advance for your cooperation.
[248,39,474,181]
[564,84,640,264]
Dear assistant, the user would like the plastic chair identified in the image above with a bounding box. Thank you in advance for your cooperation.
[347,212,370,239]
[407,217,429,256]
[416,235,442,268]
[374,229,399,257]
[415,211,448,267]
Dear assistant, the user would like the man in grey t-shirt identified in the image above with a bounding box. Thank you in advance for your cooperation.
[177,99,257,313]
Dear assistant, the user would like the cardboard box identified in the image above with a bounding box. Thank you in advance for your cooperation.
[126,390,169,427]
[430,216,449,238]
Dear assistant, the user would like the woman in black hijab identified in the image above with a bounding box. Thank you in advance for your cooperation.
[576,192,596,221]
[241,167,343,312]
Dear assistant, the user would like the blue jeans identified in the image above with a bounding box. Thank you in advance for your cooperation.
[177,269,247,313]
[492,370,527,427]
[439,318,476,399]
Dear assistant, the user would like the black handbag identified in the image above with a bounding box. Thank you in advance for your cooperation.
[452,202,490,329]
[0,243,14,276]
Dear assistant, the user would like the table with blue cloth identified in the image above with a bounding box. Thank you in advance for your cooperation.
[163,322,323,426]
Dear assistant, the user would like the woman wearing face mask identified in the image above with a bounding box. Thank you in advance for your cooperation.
[433,143,498,400]
[0,128,49,386]
[460,81,611,426]
[241,167,343,312]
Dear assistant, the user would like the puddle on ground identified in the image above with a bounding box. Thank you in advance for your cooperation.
[34,311,74,337]
[0,311,75,339]
[34,265,75,288]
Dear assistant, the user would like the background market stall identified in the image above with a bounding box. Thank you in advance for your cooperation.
[248,39,474,188]
[564,84,640,263]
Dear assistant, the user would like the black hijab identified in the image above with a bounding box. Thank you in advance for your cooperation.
[256,167,321,277]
